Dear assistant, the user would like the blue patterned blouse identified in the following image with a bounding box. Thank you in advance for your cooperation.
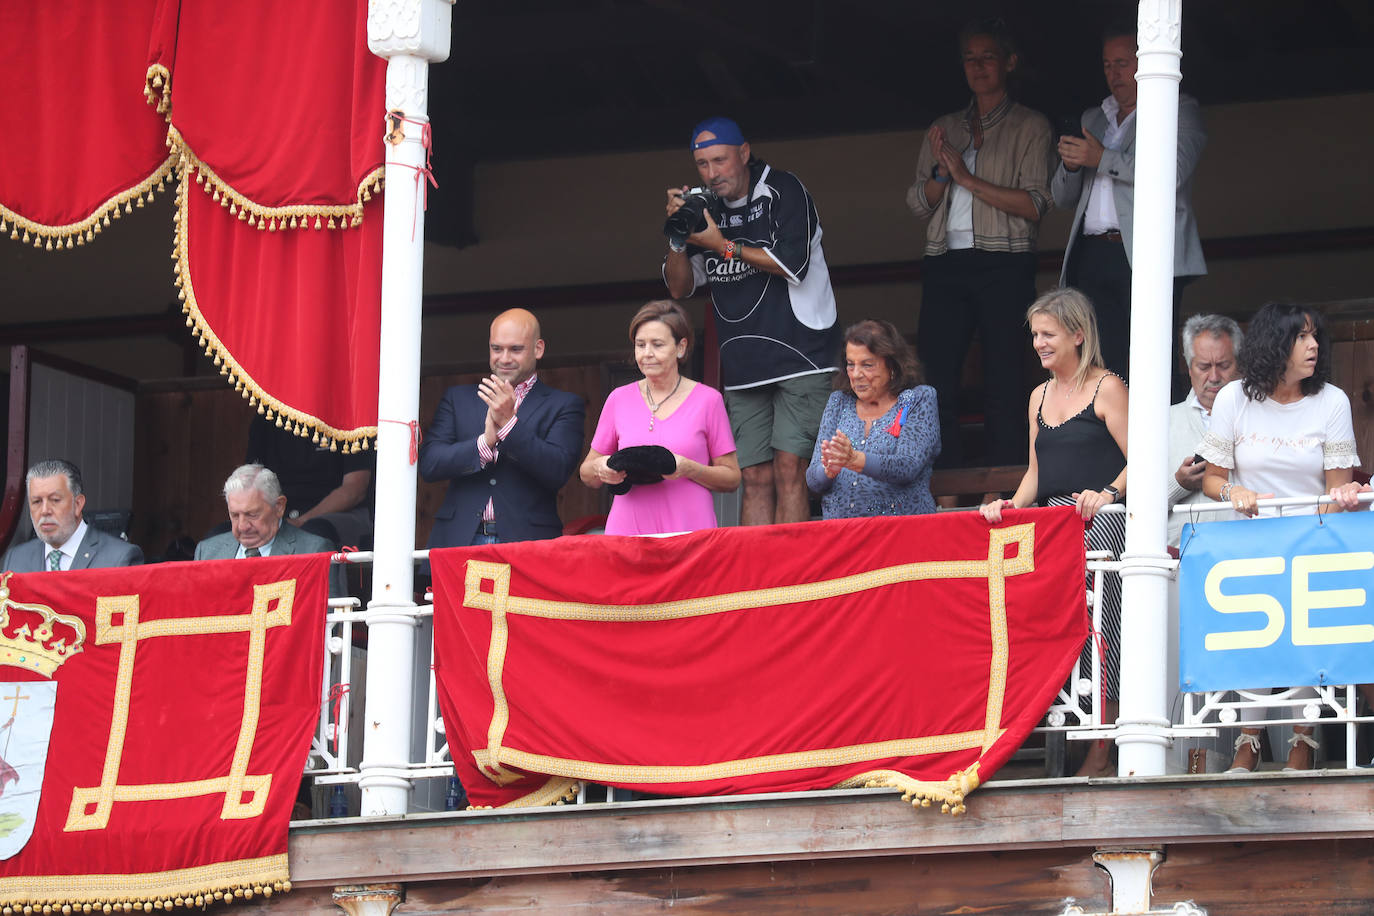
[805,386,941,519]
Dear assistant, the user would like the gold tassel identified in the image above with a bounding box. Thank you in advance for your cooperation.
[329,439,338,453]
[327,216,337,229]
[314,216,322,229]
[311,430,320,444]
[65,237,74,249]
[45,238,54,250]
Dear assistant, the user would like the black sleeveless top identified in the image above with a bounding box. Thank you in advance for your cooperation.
[1035,374,1126,503]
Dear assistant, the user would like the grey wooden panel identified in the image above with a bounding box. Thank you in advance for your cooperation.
[20,362,135,539]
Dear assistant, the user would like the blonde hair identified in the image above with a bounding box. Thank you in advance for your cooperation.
[1026,287,1104,391]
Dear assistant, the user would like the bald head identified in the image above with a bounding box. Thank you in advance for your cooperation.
[489,308,545,385]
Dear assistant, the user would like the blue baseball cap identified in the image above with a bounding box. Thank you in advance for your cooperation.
[690,117,746,151]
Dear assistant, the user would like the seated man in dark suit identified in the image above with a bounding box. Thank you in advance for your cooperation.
[1,459,143,571]
[419,308,585,546]
[195,464,346,595]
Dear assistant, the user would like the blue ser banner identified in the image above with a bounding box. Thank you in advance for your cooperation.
[1179,511,1374,693]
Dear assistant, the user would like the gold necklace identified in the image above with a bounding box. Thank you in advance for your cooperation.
[644,376,682,431]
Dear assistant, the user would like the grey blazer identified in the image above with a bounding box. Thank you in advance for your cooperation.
[194,523,346,596]
[1,524,144,572]
[1051,93,1207,283]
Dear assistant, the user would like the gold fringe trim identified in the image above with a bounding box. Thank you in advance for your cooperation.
[465,775,583,810]
[0,852,290,913]
[144,63,173,117]
[834,763,981,816]
[0,153,176,252]
[172,164,378,449]
[168,126,384,233]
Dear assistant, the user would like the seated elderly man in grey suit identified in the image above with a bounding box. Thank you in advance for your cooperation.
[1,459,143,571]
[196,464,346,596]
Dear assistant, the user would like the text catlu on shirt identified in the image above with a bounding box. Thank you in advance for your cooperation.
[668,158,839,389]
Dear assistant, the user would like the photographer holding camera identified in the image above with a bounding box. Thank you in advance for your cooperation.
[663,117,839,527]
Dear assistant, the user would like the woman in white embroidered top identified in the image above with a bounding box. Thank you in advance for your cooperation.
[1198,301,1369,772]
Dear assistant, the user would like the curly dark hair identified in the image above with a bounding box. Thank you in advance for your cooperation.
[1239,302,1330,402]
[835,320,923,397]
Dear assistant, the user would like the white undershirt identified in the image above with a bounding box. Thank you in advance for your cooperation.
[946,145,979,250]
[1083,95,1135,235]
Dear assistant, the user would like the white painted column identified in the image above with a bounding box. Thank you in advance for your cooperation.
[1116,0,1183,778]
[360,0,453,818]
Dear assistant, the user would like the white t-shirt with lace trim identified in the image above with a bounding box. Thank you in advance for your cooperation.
[1199,379,1358,517]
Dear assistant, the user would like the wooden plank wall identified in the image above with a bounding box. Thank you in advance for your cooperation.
[235,839,1374,914]
[1330,336,1374,474]
[26,362,135,536]
[130,318,1374,559]
[131,362,616,560]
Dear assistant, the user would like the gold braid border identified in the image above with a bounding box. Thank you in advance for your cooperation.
[0,853,291,913]
[173,170,378,449]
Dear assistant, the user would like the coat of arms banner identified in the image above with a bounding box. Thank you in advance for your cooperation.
[0,556,327,913]
[431,508,1088,811]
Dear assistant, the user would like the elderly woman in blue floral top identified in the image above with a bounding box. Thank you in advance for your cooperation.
[806,320,941,519]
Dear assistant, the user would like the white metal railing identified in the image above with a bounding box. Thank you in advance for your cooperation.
[302,498,1373,813]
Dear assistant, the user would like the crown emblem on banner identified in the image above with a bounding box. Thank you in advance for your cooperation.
[0,572,87,677]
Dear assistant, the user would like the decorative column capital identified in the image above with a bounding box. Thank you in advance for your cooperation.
[367,0,454,63]
[333,883,405,916]
[1136,0,1183,69]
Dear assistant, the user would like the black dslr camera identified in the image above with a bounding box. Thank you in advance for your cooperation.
[663,186,720,247]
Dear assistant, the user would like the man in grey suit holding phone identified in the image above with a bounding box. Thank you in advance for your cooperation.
[1,459,144,572]
[1052,22,1208,379]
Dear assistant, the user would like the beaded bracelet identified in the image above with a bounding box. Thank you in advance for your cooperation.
[1219,482,1234,501]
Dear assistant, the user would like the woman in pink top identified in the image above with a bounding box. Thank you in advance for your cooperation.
[580,301,740,535]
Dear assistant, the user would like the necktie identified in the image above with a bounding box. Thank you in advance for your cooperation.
[244,547,261,558]
[48,550,62,571]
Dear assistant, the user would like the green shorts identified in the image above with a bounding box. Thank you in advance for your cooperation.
[724,372,835,468]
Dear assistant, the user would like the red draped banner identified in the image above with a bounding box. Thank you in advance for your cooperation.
[0,0,386,446]
[0,556,326,913]
[432,508,1088,811]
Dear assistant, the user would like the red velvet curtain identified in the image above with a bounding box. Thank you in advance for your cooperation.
[0,0,386,445]
[432,509,1089,811]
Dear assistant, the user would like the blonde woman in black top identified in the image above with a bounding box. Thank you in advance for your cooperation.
[981,287,1128,777]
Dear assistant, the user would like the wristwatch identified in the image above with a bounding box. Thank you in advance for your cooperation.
[1102,485,1121,502]
[722,240,736,260]
[667,237,687,254]
[932,163,950,184]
